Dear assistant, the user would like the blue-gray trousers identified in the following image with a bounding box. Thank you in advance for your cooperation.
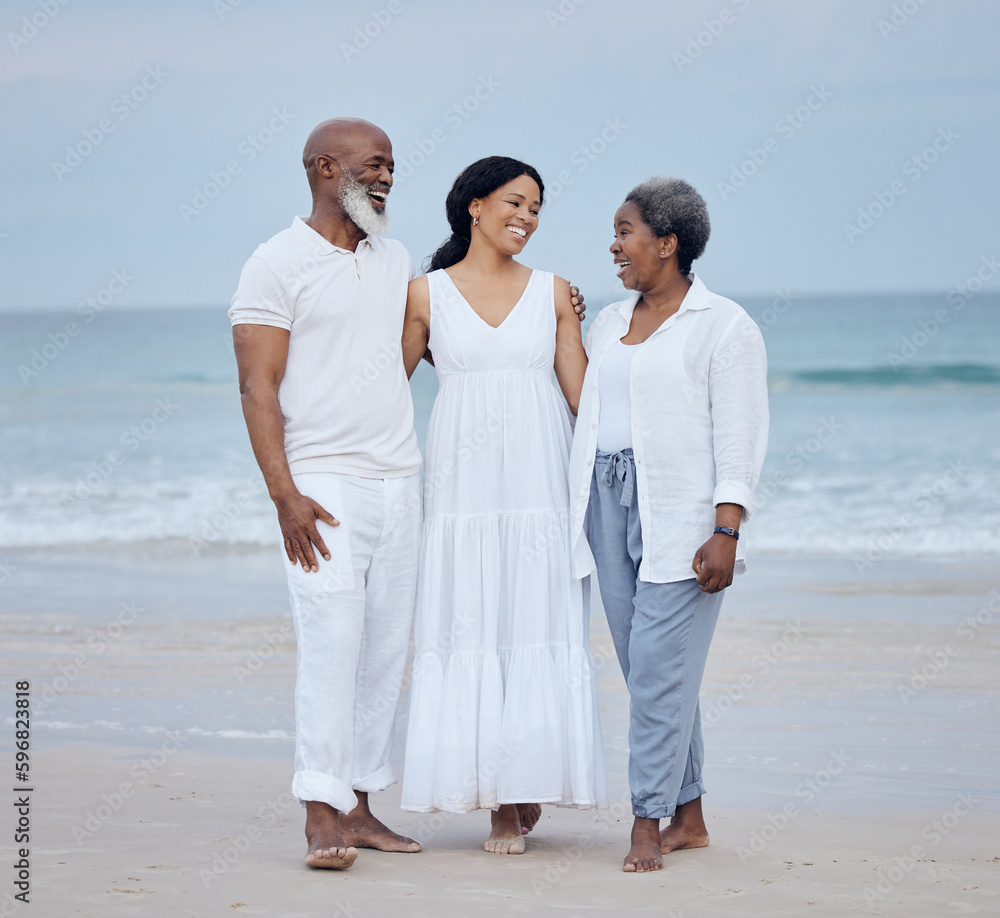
[588,449,723,819]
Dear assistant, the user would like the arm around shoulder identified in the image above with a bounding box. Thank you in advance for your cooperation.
[401,276,431,379]
[553,275,588,415]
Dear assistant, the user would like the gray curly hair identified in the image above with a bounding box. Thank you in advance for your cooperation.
[624,177,710,276]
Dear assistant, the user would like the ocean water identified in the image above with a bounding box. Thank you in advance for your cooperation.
[1,292,998,562]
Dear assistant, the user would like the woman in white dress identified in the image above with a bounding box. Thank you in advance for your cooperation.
[399,157,607,854]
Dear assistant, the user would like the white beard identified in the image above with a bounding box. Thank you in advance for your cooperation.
[338,176,391,237]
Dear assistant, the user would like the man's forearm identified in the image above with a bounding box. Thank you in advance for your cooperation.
[240,384,297,501]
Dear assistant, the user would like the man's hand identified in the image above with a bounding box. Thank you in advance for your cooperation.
[569,284,586,321]
[274,490,338,572]
[692,533,737,593]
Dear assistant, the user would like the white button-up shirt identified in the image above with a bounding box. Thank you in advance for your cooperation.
[568,275,769,583]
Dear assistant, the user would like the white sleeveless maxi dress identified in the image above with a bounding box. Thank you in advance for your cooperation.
[401,268,607,814]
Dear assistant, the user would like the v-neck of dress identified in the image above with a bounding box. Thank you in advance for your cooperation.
[441,268,535,331]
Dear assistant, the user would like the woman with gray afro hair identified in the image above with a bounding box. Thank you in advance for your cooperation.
[623,176,711,276]
[565,176,769,872]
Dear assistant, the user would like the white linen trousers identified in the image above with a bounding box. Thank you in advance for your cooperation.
[283,471,421,813]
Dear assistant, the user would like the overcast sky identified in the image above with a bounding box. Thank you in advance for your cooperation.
[2,0,998,309]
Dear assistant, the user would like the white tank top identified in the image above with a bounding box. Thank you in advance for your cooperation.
[597,339,639,452]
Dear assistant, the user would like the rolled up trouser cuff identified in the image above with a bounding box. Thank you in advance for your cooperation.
[632,777,706,819]
[292,769,358,814]
[354,761,396,795]
[676,777,706,809]
[633,802,670,819]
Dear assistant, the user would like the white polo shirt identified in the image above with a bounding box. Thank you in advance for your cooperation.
[568,274,769,583]
[229,216,421,478]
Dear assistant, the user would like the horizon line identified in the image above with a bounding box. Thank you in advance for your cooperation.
[3,288,1000,315]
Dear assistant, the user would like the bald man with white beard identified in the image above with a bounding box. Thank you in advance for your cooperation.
[231,119,422,868]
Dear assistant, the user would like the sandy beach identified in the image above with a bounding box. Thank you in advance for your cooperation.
[2,545,998,917]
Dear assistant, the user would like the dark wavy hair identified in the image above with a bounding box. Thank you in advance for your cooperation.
[624,177,710,276]
[427,156,544,271]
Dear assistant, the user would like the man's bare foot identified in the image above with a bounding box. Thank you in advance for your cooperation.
[517,802,542,834]
[341,791,421,853]
[484,804,526,855]
[660,796,710,855]
[623,817,663,873]
[304,800,359,870]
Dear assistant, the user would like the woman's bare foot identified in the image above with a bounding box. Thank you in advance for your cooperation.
[484,804,526,854]
[341,791,421,853]
[659,796,710,855]
[304,801,359,870]
[517,802,542,834]
[623,817,663,873]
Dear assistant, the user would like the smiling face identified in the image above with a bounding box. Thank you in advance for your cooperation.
[336,125,394,210]
[330,126,395,236]
[610,200,672,291]
[471,174,541,254]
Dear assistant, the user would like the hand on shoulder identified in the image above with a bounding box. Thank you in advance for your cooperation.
[553,275,574,319]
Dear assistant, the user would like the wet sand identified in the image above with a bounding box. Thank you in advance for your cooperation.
[1,546,998,916]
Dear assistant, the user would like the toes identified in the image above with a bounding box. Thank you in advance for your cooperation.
[344,827,423,853]
[484,835,525,855]
[516,803,541,834]
[305,845,358,870]
[623,854,662,872]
